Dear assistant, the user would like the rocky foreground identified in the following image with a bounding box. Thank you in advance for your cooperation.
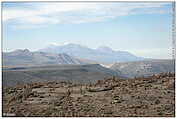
[3,73,175,117]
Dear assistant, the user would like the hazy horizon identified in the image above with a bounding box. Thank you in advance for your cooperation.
[2,2,174,59]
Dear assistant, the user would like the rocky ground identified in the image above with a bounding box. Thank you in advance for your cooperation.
[2,73,175,117]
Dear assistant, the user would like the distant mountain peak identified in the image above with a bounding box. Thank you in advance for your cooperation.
[97,46,113,51]
[45,43,89,50]
[39,44,144,63]
[15,49,29,52]
[64,43,81,46]
[3,50,85,66]
[23,49,30,52]
[13,49,30,54]
[63,43,89,49]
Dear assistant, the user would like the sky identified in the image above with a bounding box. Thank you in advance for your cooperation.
[2,2,174,59]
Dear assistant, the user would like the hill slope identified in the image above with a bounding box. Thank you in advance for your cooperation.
[3,73,175,117]
[110,59,175,78]
[3,64,120,87]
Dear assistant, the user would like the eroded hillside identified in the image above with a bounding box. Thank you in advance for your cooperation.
[3,73,175,117]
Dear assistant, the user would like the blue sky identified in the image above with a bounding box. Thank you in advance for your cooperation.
[2,2,174,59]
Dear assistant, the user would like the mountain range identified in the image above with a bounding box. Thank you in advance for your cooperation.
[3,49,84,66]
[3,45,175,80]
[39,43,144,63]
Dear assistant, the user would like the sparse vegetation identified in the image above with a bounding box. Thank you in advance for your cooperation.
[3,73,175,117]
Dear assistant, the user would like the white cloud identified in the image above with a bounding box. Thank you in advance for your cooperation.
[2,2,172,28]
[19,16,59,24]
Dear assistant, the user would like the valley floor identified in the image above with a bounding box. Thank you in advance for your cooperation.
[2,73,175,117]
